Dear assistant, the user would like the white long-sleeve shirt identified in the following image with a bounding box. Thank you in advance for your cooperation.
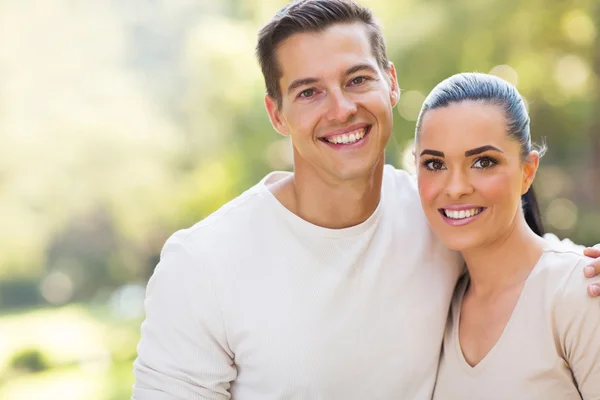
[133,165,464,399]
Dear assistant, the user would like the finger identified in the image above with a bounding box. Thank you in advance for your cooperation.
[583,246,600,258]
[588,283,600,297]
[584,259,600,278]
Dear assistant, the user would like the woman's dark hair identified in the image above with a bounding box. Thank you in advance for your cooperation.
[415,72,546,236]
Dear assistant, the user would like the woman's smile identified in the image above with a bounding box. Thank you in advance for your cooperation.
[439,206,487,226]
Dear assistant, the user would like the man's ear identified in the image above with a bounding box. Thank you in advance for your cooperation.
[386,62,400,107]
[522,151,540,194]
[265,94,290,136]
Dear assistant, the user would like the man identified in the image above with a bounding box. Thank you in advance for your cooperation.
[133,1,600,398]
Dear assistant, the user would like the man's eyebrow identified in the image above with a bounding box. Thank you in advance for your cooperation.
[465,145,504,157]
[287,77,319,95]
[420,149,445,157]
[286,64,379,95]
[345,63,379,76]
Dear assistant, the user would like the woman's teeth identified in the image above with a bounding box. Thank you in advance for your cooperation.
[443,208,483,220]
[325,128,366,145]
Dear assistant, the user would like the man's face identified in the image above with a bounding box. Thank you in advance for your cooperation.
[265,23,399,183]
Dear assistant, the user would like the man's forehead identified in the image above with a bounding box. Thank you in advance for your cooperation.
[275,23,378,81]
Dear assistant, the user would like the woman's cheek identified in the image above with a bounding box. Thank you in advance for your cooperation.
[418,174,441,214]
[471,171,519,216]
[472,173,505,199]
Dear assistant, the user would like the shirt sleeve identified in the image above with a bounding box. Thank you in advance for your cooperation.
[553,257,600,399]
[132,231,236,399]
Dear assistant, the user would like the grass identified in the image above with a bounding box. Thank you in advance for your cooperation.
[0,304,141,400]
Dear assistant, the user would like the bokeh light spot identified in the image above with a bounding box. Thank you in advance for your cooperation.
[40,271,74,305]
[398,90,425,122]
[561,9,596,46]
[546,198,578,231]
[489,64,519,87]
[554,54,590,93]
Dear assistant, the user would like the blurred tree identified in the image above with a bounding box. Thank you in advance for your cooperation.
[8,348,50,374]
[0,0,597,309]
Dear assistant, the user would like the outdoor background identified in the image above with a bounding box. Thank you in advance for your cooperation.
[1,0,599,398]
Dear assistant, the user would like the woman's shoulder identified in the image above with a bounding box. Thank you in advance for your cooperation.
[520,244,591,312]
[535,240,589,272]
[534,246,594,315]
[539,247,600,380]
[543,246,588,265]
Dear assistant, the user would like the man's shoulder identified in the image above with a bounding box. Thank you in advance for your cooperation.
[382,164,420,206]
[175,181,272,248]
[383,164,418,191]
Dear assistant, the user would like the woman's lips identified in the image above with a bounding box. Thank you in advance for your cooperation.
[438,207,487,226]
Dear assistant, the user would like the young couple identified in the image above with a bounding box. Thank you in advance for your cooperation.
[133,1,600,399]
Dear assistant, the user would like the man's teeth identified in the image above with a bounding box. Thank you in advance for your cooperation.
[443,208,483,220]
[325,128,366,144]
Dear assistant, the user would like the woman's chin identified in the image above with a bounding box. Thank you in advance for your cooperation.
[440,236,481,253]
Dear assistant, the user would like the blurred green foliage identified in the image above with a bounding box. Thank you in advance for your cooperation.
[0,0,599,398]
[9,348,50,373]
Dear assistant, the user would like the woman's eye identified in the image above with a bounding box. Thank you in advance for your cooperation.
[425,159,445,170]
[472,157,496,169]
[350,76,367,85]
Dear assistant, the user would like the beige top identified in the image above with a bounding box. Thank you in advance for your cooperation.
[433,247,600,400]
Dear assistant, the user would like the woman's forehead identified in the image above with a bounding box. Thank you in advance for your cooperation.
[417,102,520,154]
[420,103,505,138]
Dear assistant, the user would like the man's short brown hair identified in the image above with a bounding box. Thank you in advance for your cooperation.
[256,0,390,108]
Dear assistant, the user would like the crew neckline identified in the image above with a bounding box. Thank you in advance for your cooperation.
[258,171,384,239]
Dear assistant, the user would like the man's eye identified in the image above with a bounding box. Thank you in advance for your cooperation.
[350,76,367,85]
[299,89,315,98]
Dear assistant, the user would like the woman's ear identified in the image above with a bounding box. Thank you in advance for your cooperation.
[522,151,540,195]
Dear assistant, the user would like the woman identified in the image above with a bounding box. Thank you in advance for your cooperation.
[414,73,600,399]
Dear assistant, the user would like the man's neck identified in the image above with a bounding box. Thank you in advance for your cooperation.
[269,159,385,229]
[461,218,546,299]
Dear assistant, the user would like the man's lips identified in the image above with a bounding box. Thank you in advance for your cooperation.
[319,123,371,140]
[319,125,371,145]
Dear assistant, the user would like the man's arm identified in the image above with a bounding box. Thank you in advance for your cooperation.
[132,232,236,399]
[555,257,600,398]
[583,245,600,297]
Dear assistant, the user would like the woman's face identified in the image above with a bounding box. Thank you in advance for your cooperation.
[415,101,538,251]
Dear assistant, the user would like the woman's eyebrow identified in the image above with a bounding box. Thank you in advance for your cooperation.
[419,149,444,157]
[465,145,504,157]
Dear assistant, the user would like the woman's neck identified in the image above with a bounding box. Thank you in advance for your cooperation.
[461,217,547,298]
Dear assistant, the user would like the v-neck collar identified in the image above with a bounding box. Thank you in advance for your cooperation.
[452,250,549,374]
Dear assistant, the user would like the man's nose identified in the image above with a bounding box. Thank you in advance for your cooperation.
[325,89,358,123]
